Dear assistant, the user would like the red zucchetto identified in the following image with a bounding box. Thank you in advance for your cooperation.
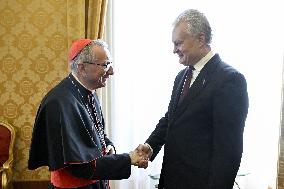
[68,39,92,61]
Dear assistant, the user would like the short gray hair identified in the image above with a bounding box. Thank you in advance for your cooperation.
[70,39,109,73]
[173,9,212,44]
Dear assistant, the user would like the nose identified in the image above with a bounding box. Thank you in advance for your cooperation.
[173,45,178,54]
[106,66,114,75]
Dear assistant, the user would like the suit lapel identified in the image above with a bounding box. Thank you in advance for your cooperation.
[169,69,188,116]
[169,54,221,125]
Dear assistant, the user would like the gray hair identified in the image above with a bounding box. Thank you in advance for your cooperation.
[173,9,212,44]
[70,39,109,73]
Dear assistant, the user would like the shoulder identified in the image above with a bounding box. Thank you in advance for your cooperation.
[211,55,246,82]
[219,62,246,82]
[41,78,75,108]
[204,55,247,92]
[212,61,247,97]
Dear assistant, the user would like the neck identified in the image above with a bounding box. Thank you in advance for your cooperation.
[190,46,211,66]
[201,45,211,57]
[71,72,95,92]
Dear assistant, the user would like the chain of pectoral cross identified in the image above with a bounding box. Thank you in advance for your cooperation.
[69,76,106,149]
[87,93,106,149]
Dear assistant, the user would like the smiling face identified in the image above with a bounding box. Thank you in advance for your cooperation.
[172,22,204,66]
[78,45,114,90]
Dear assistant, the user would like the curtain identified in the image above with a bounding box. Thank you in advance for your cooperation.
[85,0,108,39]
[67,0,108,49]
[277,55,284,189]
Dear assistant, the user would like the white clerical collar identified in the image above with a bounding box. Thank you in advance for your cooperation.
[71,72,95,93]
[193,51,215,72]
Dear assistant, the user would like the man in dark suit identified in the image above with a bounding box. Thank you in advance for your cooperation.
[137,9,249,189]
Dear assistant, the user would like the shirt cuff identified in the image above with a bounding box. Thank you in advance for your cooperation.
[144,143,153,156]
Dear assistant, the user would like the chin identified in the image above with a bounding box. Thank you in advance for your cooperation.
[179,61,187,66]
[179,58,186,65]
[179,59,192,66]
[97,82,106,89]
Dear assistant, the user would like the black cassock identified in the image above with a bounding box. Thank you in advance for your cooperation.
[29,74,130,189]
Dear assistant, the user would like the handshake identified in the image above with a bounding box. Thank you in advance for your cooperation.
[129,144,153,169]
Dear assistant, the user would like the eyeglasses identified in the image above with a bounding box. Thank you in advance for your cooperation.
[83,60,112,71]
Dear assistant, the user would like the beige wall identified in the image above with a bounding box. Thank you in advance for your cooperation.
[0,0,86,181]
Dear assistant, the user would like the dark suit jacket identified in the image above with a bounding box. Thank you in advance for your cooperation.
[146,54,249,189]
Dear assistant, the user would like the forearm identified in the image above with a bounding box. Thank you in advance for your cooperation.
[146,113,169,160]
[66,153,131,180]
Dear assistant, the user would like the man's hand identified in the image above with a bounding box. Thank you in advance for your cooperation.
[135,143,153,169]
[129,149,145,165]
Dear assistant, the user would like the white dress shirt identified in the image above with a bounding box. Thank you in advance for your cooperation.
[190,51,215,87]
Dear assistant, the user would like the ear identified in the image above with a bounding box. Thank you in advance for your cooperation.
[77,62,87,77]
[198,33,206,47]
